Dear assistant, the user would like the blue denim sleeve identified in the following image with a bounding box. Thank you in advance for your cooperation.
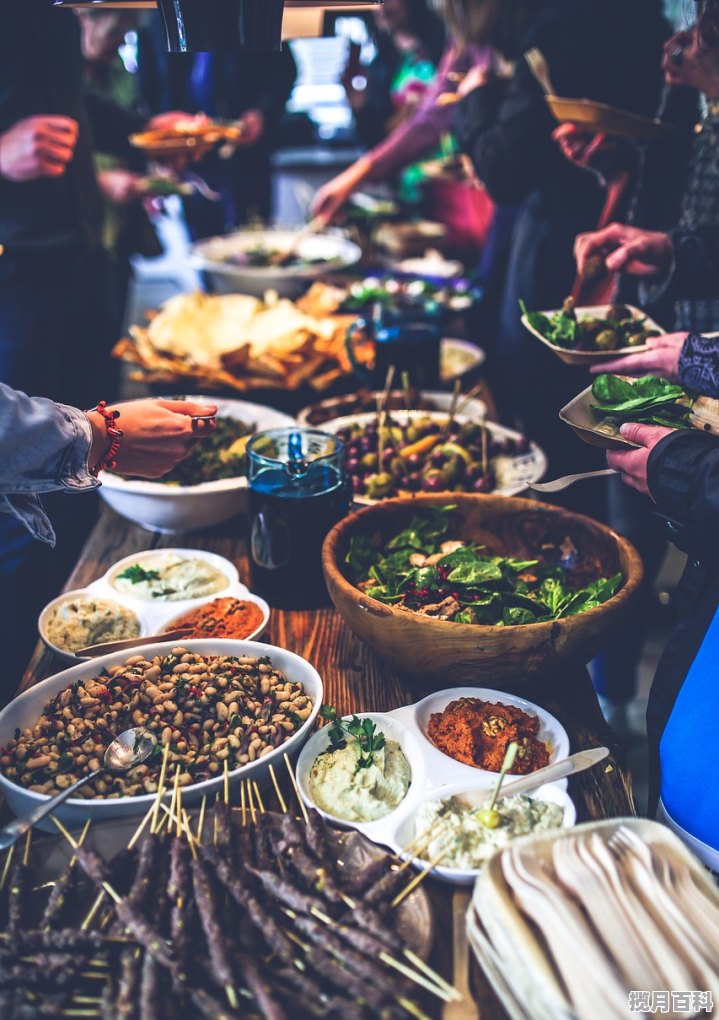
[0,383,99,545]
[679,333,719,399]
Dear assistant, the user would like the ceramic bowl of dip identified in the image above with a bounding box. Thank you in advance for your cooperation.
[390,780,576,886]
[296,712,427,845]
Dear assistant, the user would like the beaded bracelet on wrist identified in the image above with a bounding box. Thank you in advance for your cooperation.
[88,401,123,477]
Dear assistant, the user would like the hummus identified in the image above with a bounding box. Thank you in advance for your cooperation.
[111,553,229,602]
[46,597,140,653]
[309,739,411,823]
[414,794,564,870]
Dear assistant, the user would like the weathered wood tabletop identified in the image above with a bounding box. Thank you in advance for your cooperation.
[18,506,636,1019]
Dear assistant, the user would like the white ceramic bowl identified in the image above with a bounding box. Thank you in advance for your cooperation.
[392,780,576,886]
[321,409,547,503]
[296,712,427,845]
[98,397,295,533]
[189,229,362,298]
[0,638,323,829]
[38,549,256,664]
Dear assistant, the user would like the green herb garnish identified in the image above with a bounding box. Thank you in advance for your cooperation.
[590,374,692,428]
[117,564,161,585]
[320,705,386,771]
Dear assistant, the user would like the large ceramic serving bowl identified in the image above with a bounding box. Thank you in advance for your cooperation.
[322,494,643,689]
[0,639,323,829]
[98,397,295,533]
[189,229,362,298]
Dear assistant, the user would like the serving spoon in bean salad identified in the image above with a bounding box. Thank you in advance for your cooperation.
[0,727,156,850]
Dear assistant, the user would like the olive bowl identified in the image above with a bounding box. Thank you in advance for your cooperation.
[321,494,643,690]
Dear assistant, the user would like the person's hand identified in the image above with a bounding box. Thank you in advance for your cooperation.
[456,65,492,98]
[0,116,79,182]
[310,157,372,226]
[97,168,145,206]
[552,124,615,170]
[86,399,217,479]
[589,332,687,379]
[235,109,265,147]
[606,422,674,496]
[663,25,719,98]
[574,222,673,278]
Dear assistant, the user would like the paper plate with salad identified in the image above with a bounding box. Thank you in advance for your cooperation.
[520,298,663,365]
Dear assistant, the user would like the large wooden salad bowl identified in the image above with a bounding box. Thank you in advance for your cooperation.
[322,494,643,689]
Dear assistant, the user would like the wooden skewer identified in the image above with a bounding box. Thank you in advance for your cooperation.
[127,799,155,851]
[150,741,171,834]
[23,828,32,867]
[284,752,308,824]
[240,780,247,827]
[455,380,486,419]
[391,844,451,908]
[403,947,460,1001]
[399,998,433,1020]
[223,758,230,806]
[174,767,182,840]
[252,781,265,814]
[81,891,107,931]
[0,845,15,892]
[379,952,453,1002]
[196,794,207,844]
[246,780,257,826]
[268,763,287,814]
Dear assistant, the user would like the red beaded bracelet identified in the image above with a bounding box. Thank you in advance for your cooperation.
[88,401,124,477]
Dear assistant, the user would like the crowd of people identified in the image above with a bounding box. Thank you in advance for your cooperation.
[1,0,719,864]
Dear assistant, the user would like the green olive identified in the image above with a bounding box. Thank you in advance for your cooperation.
[367,472,394,499]
[477,808,502,829]
[361,452,378,470]
[595,329,619,352]
[405,425,420,444]
[626,331,647,347]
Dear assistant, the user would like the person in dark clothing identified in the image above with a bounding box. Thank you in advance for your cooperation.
[452,0,669,499]
[137,12,297,237]
[606,370,719,867]
[0,2,191,695]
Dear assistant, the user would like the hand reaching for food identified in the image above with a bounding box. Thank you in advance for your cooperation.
[97,168,145,206]
[606,422,674,496]
[575,223,673,278]
[552,124,618,170]
[311,157,373,226]
[589,333,687,379]
[85,398,217,479]
[0,115,79,182]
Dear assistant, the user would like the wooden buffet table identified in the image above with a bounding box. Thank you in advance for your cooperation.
[17,505,635,1019]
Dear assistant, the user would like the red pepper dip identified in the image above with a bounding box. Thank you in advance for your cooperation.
[167,597,264,639]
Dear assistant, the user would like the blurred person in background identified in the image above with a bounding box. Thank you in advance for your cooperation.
[343,0,446,204]
[449,0,668,486]
[137,12,297,237]
[0,1,196,694]
[78,8,163,319]
[311,0,495,225]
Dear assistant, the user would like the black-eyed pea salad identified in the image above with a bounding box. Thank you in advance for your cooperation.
[0,648,312,799]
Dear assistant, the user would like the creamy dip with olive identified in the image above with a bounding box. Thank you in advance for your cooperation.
[414,794,564,869]
[309,739,411,822]
[46,597,140,653]
[111,553,229,602]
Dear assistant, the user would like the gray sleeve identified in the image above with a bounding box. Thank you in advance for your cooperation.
[0,383,99,495]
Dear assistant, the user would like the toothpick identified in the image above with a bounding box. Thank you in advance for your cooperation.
[223,758,230,805]
[284,752,308,823]
[252,781,265,814]
[399,997,432,1020]
[240,781,247,827]
[173,767,182,839]
[150,742,171,833]
[181,810,198,860]
[127,800,155,850]
[268,764,287,814]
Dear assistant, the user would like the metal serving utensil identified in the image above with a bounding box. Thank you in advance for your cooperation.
[528,468,618,493]
[75,627,193,658]
[0,728,157,850]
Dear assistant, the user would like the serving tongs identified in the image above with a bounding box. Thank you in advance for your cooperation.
[268,216,325,267]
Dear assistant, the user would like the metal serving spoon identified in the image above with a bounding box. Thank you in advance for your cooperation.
[0,727,157,850]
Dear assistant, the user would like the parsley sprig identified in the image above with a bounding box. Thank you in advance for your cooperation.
[117,564,161,585]
[320,705,386,771]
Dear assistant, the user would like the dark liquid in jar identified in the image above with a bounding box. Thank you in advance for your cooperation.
[248,464,348,609]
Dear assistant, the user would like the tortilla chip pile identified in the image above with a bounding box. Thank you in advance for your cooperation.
[113,284,368,392]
